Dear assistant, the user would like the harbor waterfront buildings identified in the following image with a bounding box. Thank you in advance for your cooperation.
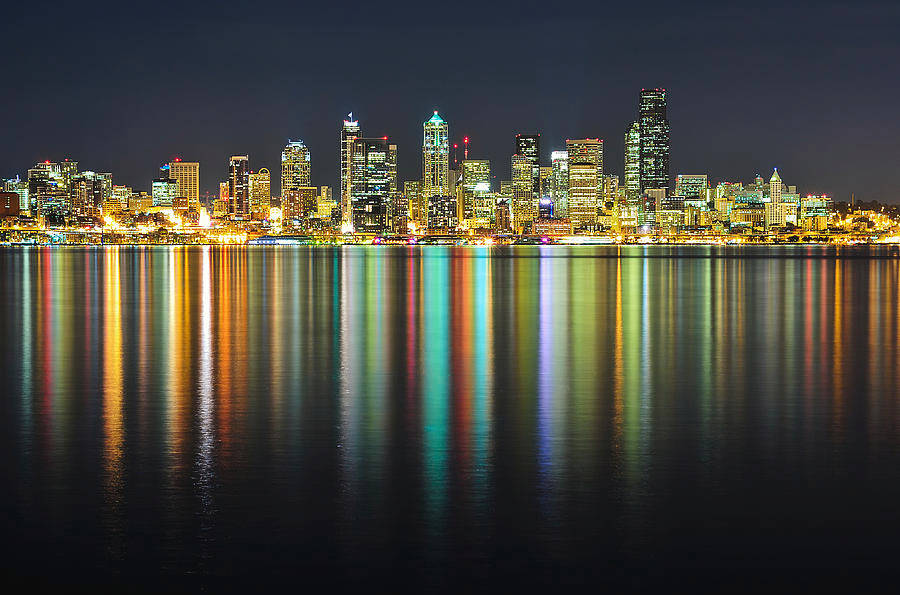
[1,88,879,245]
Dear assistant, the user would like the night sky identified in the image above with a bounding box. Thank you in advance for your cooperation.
[2,0,898,201]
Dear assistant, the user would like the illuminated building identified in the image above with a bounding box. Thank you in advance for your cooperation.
[423,111,449,228]
[533,217,571,236]
[340,114,360,226]
[624,121,640,205]
[765,168,795,228]
[228,155,250,218]
[404,180,424,232]
[107,185,131,214]
[427,195,457,233]
[168,160,199,207]
[495,198,511,233]
[460,159,491,227]
[800,195,831,231]
[675,174,708,199]
[566,138,603,184]
[515,133,541,202]
[350,137,397,234]
[249,168,271,219]
[129,192,152,212]
[511,153,535,233]
[603,175,619,206]
[538,197,553,218]
[642,188,666,225]
[656,209,684,233]
[315,186,336,220]
[769,168,782,204]
[0,192,20,217]
[3,177,28,213]
[550,151,568,218]
[71,171,105,218]
[283,186,318,226]
[639,88,670,192]
[281,140,311,197]
[568,163,598,232]
[152,165,177,207]
[28,161,67,219]
[566,139,602,232]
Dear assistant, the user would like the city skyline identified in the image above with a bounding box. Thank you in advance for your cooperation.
[1,1,898,203]
[1,91,838,204]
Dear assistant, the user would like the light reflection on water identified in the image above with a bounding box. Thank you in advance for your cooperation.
[3,245,900,590]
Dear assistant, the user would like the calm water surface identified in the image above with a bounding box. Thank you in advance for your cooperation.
[2,245,900,591]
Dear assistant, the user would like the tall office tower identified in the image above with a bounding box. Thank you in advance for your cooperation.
[95,172,113,206]
[58,159,78,194]
[168,160,199,206]
[27,161,65,218]
[566,138,603,182]
[4,177,28,212]
[624,121,641,205]
[70,172,103,218]
[539,166,552,199]
[568,138,603,208]
[515,133,541,201]
[566,138,602,231]
[350,137,397,234]
[769,168,782,203]
[281,140,311,197]
[603,175,620,206]
[228,155,250,218]
[568,162,599,231]
[460,159,491,226]
[422,111,449,228]
[511,153,536,233]
[638,88,670,193]
[675,174,708,199]
[249,168,271,219]
[340,114,360,226]
[110,185,131,213]
[550,151,569,218]
[152,164,178,207]
[404,180,424,232]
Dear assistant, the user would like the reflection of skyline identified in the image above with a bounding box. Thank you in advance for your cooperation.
[5,246,900,583]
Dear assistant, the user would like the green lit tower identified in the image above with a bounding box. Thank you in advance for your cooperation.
[423,111,449,201]
[624,121,641,205]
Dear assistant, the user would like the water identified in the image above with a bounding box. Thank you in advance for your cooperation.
[2,245,900,591]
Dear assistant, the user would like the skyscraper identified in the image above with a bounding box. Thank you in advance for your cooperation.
[515,133,541,202]
[168,159,199,206]
[638,88,670,193]
[460,159,491,227]
[624,121,640,205]
[249,168,271,219]
[511,153,535,233]
[350,137,397,234]
[281,140,311,197]
[769,168,782,204]
[71,171,104,218]
[423,111,449,228]
[566,139,602,232]
[550,151,568,218]
[341,114,360,226]
[228,155,250,218]
[152,164,177,207]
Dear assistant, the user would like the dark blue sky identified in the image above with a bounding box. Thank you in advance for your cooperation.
[2,0,898,201]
